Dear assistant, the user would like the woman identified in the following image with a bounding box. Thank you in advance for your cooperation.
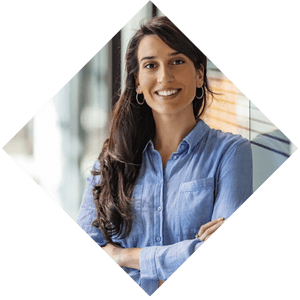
[77,16,253,296]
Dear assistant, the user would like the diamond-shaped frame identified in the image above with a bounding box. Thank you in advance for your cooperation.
[1,0,298,300]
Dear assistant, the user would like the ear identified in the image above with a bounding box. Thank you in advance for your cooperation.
[196,64,205,88]
[134,73,142,94]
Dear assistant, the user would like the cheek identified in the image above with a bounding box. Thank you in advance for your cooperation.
[181,69,197,82]
[140,78,155,95]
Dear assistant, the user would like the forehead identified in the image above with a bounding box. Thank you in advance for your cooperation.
[137,35,177,61]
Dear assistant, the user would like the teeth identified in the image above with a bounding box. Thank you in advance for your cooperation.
[157,90,179,96]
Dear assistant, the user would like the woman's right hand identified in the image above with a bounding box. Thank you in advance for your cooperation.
[196,217,225,242]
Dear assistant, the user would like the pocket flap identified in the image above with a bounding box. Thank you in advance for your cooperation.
[180,177,214,192]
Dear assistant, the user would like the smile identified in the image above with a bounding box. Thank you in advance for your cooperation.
[156,89,181,97]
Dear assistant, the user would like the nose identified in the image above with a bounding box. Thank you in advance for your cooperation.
[157,65,174,83]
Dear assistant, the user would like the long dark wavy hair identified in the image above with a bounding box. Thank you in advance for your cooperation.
[91,16,216,246]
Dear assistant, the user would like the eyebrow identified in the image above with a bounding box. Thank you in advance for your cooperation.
[140,51,181,63]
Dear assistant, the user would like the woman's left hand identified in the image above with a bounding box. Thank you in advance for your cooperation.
[196,217,226,241]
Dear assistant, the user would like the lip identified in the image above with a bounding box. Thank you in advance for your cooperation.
[155,88,181,99]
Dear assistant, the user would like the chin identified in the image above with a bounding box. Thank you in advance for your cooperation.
[153,107,188,118]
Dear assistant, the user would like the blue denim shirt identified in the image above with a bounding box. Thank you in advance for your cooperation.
[77,120,253,296]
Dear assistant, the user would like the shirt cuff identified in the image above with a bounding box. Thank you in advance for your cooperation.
[139,246,159,281]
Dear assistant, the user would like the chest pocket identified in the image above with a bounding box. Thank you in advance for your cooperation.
[176,177,215,239]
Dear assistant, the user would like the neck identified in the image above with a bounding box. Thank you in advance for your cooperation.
[152,109,197,155]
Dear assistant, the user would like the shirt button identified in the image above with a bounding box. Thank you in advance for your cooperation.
[157,206,162,211]
[173,155,178,160]
[180,144,185,149]
[156,237,161,242]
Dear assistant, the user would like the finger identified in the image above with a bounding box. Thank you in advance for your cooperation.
[198,217,225,236]
[197,217,225,237]
[199,220,224,241]
[203,233,212,241]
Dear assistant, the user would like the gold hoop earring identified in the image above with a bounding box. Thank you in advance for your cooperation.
[195,86,204,100]
[136,93,145,105]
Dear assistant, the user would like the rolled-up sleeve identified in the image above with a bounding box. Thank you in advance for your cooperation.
[140,239,203,283]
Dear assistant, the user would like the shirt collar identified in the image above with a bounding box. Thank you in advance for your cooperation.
[142,140,153,154]
[142,119,209,154]
[182,120,209,154]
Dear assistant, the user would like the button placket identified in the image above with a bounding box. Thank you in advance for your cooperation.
[154,155,164,245]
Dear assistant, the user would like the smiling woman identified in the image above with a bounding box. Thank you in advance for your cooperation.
[135,35,203,121]
[77,16,253,296]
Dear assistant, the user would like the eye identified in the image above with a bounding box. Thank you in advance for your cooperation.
[144,63,155,69]
[172,59,185,65]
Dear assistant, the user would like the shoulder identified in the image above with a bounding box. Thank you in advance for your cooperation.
[204,125,251,155]
[92,160,101,171]
[85,160,101,186]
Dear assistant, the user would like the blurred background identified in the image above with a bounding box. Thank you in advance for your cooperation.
[3,2,297,221]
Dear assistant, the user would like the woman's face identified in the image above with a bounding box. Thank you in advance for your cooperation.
[134,35,204,118]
